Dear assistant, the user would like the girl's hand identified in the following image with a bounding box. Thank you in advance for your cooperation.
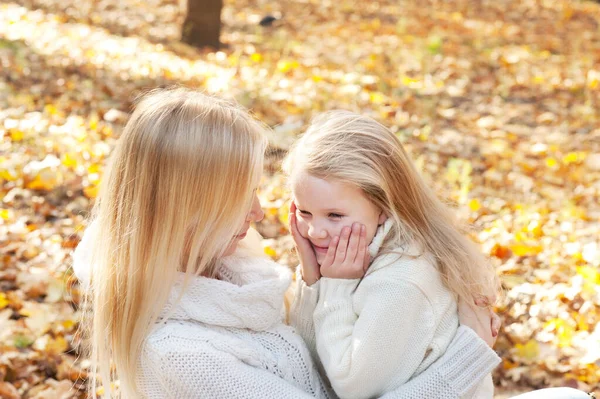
[320,223,369,279]
[289,202,320,286]
[458,296,501,348]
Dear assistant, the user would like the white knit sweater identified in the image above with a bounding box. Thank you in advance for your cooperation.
[290,219,494,399]
[73,224,500,398]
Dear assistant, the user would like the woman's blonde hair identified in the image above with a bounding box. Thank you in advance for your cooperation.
[85,87,267,398]
[283,110,498,304]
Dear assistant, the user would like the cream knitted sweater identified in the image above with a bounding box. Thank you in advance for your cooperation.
[73,224,499,398]
[291,219,495,399]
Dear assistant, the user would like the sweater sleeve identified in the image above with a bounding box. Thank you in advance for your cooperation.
[314,276,436,399]
[379,326,501,399]
[146,342,316,398]
[289,266,320,357]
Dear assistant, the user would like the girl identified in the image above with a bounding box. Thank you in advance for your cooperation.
[73,87,509,398]
[285,110,501,399]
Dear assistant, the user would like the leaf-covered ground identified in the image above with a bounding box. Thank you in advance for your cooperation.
[1,0,599,397]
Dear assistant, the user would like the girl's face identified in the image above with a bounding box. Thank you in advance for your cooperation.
[292,171,385,265]
[223,192,264,256]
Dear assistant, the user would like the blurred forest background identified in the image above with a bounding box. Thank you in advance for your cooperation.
[1,0,600,397]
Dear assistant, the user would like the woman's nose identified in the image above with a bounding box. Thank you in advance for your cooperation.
[247,196,264,222]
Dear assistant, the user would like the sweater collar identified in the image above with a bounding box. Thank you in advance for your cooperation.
[160,255,292,331]
[368,218,394,259]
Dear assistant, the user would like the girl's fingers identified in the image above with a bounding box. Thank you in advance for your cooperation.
[356,225,370,272]
[322,236,339,268]
[335,226,351,262]
[289,212,297,235]
[346,223,361,263]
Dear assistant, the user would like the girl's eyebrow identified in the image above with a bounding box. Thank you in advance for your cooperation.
[322,208,345,213]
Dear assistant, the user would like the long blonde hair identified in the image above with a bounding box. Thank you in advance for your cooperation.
[84,88,267,398]
[284,110,498,304]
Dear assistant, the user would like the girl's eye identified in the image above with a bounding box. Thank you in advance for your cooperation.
[328,213,344,219]
[298,209,311,216]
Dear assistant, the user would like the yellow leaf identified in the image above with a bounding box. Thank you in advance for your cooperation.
[62,319,76,331]
[0,293,8,310]
[44,104,59,116]
[509,242,542,257]
[545,157,558,169]
[10,129,24,141]
[62,153,78,169]
[46,336,69,355]
[514,339,539,360]
[526,220,543,238]
[312,75,323,83]
[277,60,298,73]
[468,199,481,212]
[87,163,101,174]
[250,53,262,62]
[369,92,385,104]
[278,208,289,226]
[89,115,99,131]
[545,318,575,348]
[401,75,419,86]
[0,209,11,221]
[532,76,544,84]
[264,246,277,259]
[451,12,463,21]
[0,168,18,181]
[572,311,589,332]
[84,185,99,199]
[577,266,600,296]
[27,172,59,191]
[563,152,585,165]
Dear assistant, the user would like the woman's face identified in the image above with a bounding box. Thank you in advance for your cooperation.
[223,192,264,256]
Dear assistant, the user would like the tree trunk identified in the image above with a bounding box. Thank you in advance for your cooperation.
[181,0,223,49]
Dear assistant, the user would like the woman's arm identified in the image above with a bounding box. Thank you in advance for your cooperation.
[145,341,323,399]
[379,326,501,399]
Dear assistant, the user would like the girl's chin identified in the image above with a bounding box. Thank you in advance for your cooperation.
[314,253,325,265]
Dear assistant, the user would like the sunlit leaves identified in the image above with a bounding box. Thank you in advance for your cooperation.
[0,0,599,395]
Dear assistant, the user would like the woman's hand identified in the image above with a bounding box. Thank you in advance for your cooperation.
[320,223,370,279]
[289,202,320,286]
[458,296,501,348]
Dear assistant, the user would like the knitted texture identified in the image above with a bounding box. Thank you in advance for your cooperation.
[73,223,500,398]
[136,255,335,398]
[293,219,495,399]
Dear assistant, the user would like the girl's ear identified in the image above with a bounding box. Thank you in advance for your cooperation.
[378,210,387,225]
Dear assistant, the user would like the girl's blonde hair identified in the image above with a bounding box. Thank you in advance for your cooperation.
[85,87,267,398]
[284,110,498,304]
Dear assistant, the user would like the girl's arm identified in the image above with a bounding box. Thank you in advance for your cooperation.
[379,326,501,399]
[288,204,322,357]
[314,273,437,399]
[289,267,320,357]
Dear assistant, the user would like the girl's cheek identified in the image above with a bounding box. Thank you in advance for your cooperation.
[295,216,310,238]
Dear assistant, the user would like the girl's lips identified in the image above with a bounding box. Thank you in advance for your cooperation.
[312,243,329,253]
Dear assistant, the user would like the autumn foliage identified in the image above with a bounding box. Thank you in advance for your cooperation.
[1,0,599,397]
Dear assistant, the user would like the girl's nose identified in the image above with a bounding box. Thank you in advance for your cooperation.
[307,223,327,239]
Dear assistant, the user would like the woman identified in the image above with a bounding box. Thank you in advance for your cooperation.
[73,87,589,398]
